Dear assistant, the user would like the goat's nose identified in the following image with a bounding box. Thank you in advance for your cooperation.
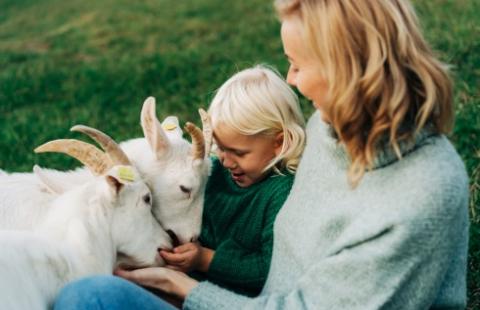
[179,185,192,194]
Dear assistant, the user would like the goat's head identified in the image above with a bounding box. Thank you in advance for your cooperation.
[102,164,172,268]
[137,97,212,245]
[34,126,172,268]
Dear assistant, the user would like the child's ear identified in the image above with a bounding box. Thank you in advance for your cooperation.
[273,132,284,156]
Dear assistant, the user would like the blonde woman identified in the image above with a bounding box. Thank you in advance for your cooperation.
[55,1,469,309]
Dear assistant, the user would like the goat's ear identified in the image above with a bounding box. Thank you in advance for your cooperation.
[105,175,124,195]
[33,165,67,195]
[141,97,170,159]
[105,165,138,195]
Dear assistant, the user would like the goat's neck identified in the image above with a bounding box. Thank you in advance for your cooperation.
[37,184,116,277]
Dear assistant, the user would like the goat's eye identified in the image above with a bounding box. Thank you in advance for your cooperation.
[180,185,192,194]
[143,194,151,205]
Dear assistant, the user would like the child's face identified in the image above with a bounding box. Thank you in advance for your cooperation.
[213,123,283,188]
[281,17,329,113]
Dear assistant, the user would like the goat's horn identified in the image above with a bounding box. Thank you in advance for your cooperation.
[34,139,113,176]
[184,122,205,160]
[199,108,212,158]
[70,125,131,166]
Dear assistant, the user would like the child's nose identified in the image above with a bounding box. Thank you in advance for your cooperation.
[222,156,237,169]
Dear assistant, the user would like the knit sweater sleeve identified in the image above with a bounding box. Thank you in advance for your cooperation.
[183,172,469,309]
[205,179,291,292]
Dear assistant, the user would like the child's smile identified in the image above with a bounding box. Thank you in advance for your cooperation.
[213,123,283,187]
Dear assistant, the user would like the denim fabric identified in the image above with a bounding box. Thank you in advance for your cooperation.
[54,275,177,310]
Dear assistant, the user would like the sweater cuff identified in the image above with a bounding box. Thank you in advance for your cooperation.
[183,281,250,310]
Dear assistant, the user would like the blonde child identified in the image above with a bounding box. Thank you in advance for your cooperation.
[159,64,305,296]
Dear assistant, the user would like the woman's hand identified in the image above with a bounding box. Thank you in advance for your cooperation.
[114,267,198,299]
[160,242,214,273]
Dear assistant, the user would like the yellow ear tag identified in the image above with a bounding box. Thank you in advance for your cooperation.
[162,123,177,131]
[118,166,135,182]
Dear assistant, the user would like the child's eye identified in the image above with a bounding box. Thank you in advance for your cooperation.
[234,151,247,157]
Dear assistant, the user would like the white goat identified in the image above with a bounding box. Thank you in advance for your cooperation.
[0,97,212,244]
[0,132,172,310]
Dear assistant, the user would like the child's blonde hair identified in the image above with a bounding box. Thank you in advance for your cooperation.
[208,64,306,174]
[275,0,453,186]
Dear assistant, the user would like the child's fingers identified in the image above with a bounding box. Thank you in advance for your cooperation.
[160,250,190,264]
[160,251,182,263]
[173,242,195,253]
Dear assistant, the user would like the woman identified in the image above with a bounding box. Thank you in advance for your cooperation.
[55,0,469,309]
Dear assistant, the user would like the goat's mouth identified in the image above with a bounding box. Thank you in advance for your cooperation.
[166,229,181,248]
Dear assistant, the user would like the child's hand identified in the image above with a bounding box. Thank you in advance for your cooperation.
[160,242,214,273]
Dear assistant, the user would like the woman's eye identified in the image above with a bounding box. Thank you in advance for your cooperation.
[143,194,151,205]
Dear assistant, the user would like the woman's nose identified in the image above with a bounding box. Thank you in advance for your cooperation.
[286,67,297,86]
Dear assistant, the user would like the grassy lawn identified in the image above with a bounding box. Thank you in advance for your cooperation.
[0,0,478,307]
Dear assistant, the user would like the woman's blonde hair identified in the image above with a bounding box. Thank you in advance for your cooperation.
[208,64,306,173]
[275,0,453,186]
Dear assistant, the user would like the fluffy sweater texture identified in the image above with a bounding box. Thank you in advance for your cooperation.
[192,158,294,296]
[184,111,469,310]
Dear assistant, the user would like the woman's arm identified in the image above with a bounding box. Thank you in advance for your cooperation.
[183,182,469,310]
[116,188,468,310]
[114,267,198,300]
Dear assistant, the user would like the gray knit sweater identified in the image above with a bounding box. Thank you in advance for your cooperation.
[184,111,469,310]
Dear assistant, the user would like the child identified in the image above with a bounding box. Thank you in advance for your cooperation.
[159,64,306,297]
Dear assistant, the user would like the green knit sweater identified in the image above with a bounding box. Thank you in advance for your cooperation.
[193,158,294,297]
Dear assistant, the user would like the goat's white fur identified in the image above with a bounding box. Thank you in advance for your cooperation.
[0,165,171,310]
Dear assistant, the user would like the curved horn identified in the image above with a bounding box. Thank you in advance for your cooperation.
[70,125,131,166]
[34,139,113,176]
[184,122,205,160]
[199,108,212,157]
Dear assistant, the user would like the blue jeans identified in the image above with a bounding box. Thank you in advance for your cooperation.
[54,275,178,310]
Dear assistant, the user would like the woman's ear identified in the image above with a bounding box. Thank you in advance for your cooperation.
[273,132,284,156]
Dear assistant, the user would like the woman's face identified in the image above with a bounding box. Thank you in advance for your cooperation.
[281,18,329,112]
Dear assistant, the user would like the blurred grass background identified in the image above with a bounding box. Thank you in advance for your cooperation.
[0,0,478,307]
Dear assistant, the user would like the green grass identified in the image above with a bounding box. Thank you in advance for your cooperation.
[0,0,478,307]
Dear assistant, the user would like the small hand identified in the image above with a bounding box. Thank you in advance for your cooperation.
[114,267,198,299]
[160,242,212,273]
